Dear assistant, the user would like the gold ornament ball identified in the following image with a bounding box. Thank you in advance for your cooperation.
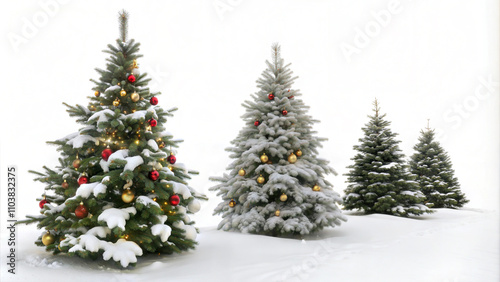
[275,210,280,217]
[229,199,236,208]
[42,232,55,246]
[280,194,288,202]
[89,105,96,111]
[94,91,100,97]
[113,99,120,107]
[260,153,268,163]
[257,175,265,184]
[122,189,135,203]
[312,184,321,192]
[72,159,81,169]
[131,92,140,102]
[288,153,297,164]
[295,149,303,157]
[158,141,165,149]
[120,89,127,96]
[61,180,69,189]
[238,169,246,176]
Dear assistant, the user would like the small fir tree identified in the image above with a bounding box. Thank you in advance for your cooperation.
[409,122,468,208]
[210,44,346,236]
[18,11,206,267]
[343,99,431,217]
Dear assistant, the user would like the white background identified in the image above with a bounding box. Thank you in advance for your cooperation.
[1,0,498,248]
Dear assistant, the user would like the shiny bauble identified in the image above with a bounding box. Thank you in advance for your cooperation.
[254,120,260,126]
[102,148,113,161]
[288,153,297,164]
[282,109,288,116]
[167,154,176,164]
[120,89,127,96]
[94,91,100,97]
[150,96,158,105]
[149,118,157,127]
[130,92,140,102]
[121,189,135,203]
[75,204,88,219]
[72,159,81,169]
[257,175,265,184]
[149,170,160,181]
[280,194,288,202]
[275,210,280,217]
[229,199,236,208]
[127,74,136,83]
[268,93,274,100]
[61,180,69,189]
[113,99,120,107]
[78,176,88,185]
[169,194,180,206]
[42,233,55,246]
[295,149,303,157]
[312,184,321,191]
[260,153,268,163]
[238,169,246,176]
[39,199,49,209]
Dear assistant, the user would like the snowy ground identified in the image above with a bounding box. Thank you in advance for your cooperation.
[1,208,498,282]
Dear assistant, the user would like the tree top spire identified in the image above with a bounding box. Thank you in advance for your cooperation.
[118,10,129,42]
[426,118,431,130]
[271,43,281,67]
[373,98,380,117]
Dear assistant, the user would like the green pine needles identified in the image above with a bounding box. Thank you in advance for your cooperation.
[210,44,346,236]
[343,99,432,217]
[409,125,468,208]
[18,11,206,268]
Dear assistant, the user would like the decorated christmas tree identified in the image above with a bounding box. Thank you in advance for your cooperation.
[409,122,468,208]
[209,44,346,236]
[343,99,431,217]
[18,11,206,267]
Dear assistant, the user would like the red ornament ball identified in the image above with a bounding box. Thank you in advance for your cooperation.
[149,119,157,127]
[75,204,88,219]
[127,74,136,83]
[282,110,288,116]
[167,154,176,164]
[78,176,88,185]
[169,194,180,206]
[254,120,260,126]
[39,199,49,209]
[149,170,160,181]
[288,95,294,99]
[268,93,274,100]
[102,148,113,161]
[150,96,158,105]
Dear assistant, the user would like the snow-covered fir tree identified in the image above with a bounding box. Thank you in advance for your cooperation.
[343,99,431,217]
[19,11,205,267]
[409,123,468,208]
[210,44,346,236]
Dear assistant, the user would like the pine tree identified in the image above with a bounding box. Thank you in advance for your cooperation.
[209,44,346,236]
[343,100,431,217]
[409,122,468,208]
[18,11,206,267]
